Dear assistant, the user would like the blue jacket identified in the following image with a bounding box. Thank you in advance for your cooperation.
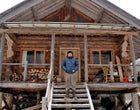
[62,57,79,74]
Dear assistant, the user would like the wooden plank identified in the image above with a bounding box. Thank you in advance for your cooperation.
[84,34,88,82]
[0,28,137,36]
[109,62,114,82]
[131,92,140,110]
[0,33,5,80]
[116,56,123,82]
[129,35,137,82]
[85,83,95,110]
[22,104,41,110]
[0,92,2,109]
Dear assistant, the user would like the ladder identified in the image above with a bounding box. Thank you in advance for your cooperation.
[48,82,95,110]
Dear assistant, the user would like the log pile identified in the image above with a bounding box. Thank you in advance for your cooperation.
[9,73,23,81]
[27,68,49,82]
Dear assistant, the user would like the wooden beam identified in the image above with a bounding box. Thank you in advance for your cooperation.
[129,35,137,82]
[0,0,44,23]
[0,33,5,80]
[0,28,137,36]
[31,7,40,21]
[65,0,71,9]
[109,62,114,82]
[72,1,96,20]
[50,33,55,76]
[95,8,104,23]
[131,92,140,110]
[0,92,2,110]
[84,34,88,82]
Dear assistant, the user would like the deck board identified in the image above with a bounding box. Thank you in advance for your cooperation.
[0,82,139,92]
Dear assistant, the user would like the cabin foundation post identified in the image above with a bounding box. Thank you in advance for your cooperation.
[0,33,5,80]
[129,35,137,82]
[84,34,88,82]
[131,91,139,110]
[0,92,2,109]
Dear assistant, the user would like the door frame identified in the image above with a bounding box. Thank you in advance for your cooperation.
[59,47,81,82]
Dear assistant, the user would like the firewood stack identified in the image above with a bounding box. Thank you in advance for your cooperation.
[27,68,49,82]
[9,73,23,81]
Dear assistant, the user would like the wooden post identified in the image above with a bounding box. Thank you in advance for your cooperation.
[42,97,47,110]
[131,92,139,110]
[50,33,55,76]
[0,92,2,110]
[109,62,114,82]
[37,92,41,104]
[84,34,88,82]
[0,33,5,80]
[23,61,28,81]
[129,35,137,82]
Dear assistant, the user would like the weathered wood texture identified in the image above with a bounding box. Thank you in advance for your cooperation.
[1,34,126,82]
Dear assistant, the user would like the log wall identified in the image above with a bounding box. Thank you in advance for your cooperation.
[1,34,126,82]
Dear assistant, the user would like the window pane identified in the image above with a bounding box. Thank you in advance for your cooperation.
[36,51,44,64]
[101,51,112,64]
[27,51,34,64]
[92,51,100,64]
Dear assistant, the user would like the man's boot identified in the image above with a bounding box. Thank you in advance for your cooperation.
[72,88,77,100]
[64,89,69,100]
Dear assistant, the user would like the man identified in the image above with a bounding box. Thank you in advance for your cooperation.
[62,51,79,99]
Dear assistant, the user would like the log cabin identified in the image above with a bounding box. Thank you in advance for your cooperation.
[0,0,140,110]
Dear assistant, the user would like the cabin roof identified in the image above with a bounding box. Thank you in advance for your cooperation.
[0,0,140,29]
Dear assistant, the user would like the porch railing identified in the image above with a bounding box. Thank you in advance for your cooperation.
[1,62,50,82]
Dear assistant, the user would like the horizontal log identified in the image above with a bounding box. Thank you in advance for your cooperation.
[0,28,137,36]
[0,82,139,92]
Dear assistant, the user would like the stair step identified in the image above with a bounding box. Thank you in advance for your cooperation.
[53,89,86,93]
[54,85,85,89]
[52,98,89,103]
[53,94,87,97]
[51,104,90,108]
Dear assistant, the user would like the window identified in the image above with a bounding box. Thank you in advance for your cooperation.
[92,50,112,64]
[92,51,100,64]
[22,50,45,64]
[101,51,112,64]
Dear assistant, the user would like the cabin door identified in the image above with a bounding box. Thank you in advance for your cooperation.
[59,48,80,82]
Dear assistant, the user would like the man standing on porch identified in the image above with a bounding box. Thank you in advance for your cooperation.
[62,51,79,99]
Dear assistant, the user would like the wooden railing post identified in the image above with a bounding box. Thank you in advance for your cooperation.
[0,33,5,80]
[84,34,88,82]
[23,61,28,81]
[109,62,114,82]
[42,97,47,110]
[129,35,137,82]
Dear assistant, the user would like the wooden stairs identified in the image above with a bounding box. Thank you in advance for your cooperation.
[47,82,95,110]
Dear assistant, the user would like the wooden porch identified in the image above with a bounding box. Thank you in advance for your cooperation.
[0,82,140,92]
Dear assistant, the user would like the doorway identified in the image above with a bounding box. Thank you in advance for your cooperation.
[59,48,80,82]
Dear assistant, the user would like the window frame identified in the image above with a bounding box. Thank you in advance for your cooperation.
[90,49,114,64]
[21,48,46,66]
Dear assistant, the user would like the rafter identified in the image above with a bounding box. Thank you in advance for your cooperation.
[95,8,104,23]
[31,7,40,21]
